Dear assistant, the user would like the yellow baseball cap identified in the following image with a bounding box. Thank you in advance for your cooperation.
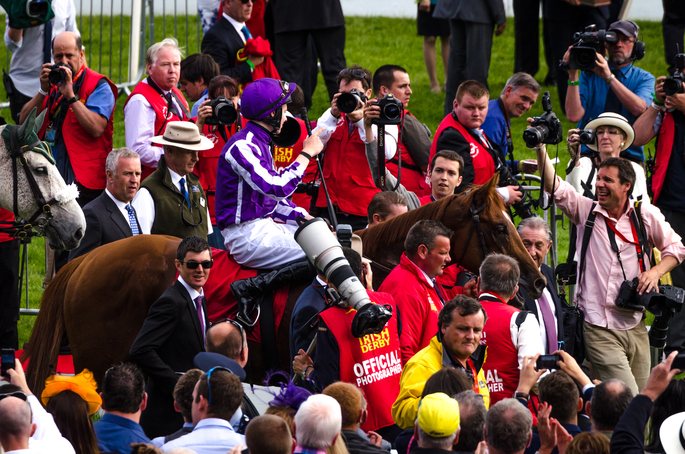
[417,392,460,438]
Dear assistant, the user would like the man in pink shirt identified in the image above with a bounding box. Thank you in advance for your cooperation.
[535,144,685,394]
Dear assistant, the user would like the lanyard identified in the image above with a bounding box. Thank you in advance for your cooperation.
[605,215,646,280]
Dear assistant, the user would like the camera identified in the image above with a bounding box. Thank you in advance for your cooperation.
[565,25,618,72]
[536,354,561,370]
[205,96,238,125]
[498,164,536,219]
[295,181,320,197]
[578,129,595,145]
[555,261,578,286]
[27,0,49,18]
[664,53,685,96]
[295,218,392,337]
[615,277,685,348]
[523,92,562,148]
[48,63,68,85]
[372,94,403,126]
[337,89,368,114]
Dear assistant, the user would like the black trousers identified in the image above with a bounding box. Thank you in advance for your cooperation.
[514,0,542,76]
[660,208,685,352]
[663,0,685,71]
[274,26,346,109]
[0,239,20,349]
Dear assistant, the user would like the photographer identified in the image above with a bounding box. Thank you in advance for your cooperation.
[194,75,242,249]
[535,140,685,395]
[430,80,523,207]
[563,20,654,163]
[566,112,649,202]
[314,66,399,231]
[632,73,685,354]
[18,30,117,208]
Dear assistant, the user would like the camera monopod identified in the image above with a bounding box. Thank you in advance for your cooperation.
[376,124,387,190]
[300,107,338,229]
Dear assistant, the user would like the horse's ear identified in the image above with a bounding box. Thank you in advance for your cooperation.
[17,108,37,143]
[35,110,47,135]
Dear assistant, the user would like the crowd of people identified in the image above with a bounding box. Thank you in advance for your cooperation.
[3,0,685,453]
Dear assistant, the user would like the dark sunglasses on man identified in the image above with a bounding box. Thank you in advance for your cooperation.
[181,259,214,270]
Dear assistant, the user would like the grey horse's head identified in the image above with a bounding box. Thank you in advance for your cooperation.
[0,109,86,250]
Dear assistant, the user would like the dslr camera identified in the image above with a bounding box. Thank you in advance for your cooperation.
[205,96,238,126]
[48,63,69,85]
[565,25,618,72]
[523,91,562,148]
[337,89,368,114]
[372,94,403,126]
[27,0,49,18]
[615,277,685,349]
[664,53,685,96]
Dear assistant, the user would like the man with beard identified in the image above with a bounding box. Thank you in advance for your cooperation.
[563,20,654,163]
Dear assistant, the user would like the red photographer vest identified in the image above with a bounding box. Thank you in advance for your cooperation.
[320,291,401,432]
[430,114,495,184]
[653,111,675,203]
[315,116,380,217]
[40,67,116,190]
[126,81,189,179]
[480,297,520,405]
[388,141,431,197]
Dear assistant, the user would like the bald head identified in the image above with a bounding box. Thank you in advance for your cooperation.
[0,396,33,449]
[206,321,247,366]
[51,31,85,75]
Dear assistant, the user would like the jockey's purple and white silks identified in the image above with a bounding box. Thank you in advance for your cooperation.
[215,122,308,228]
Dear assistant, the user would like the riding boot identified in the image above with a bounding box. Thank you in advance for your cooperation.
[231,260,316,326]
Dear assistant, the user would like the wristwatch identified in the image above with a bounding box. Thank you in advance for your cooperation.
[66,96,79,105]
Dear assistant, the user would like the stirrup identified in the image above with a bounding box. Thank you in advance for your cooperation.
[237,301,261,327]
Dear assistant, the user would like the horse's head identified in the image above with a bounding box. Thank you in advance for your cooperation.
[0,109,85,249]
[449,177,546,298]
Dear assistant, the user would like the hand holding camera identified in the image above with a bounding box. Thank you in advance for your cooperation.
[334,89,367,122]
[40,61,74,98]
[566,128,582,164]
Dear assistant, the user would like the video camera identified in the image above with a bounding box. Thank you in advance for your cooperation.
[372,94,403,126]
[295,218,392,338]
[664,53,685,96]
[615,277,685,349]
[205,96,238,126]
[565,25,618,72]
[523,92,562,149]
[48,63,68,85]
[337,89,368,114]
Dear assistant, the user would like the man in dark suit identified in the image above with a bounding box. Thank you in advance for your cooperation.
[517,216,564,354]
[129,236,212,438]
[201,0,264,84]
[434,0,506,114]
[69,148,143,260]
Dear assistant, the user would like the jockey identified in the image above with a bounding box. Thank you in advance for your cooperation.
[214,77,323,311]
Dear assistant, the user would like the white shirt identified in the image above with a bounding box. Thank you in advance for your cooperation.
[132,167,213,234]
[21,394,75,454]
[4,0,78,96]
[161,417,244,453]
[124,79,186,168]
[223,12,247,44]
[104,188,150,234]
[316,107,398,160]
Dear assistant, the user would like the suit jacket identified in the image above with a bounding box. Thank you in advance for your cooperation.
[129,280,208,437]
[520,264,565,350]
[434,0,505,24]
[201,16,253,84]
[271,0,344,33]
[69,191,134,260]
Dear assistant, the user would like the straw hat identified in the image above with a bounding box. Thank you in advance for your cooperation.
[150,121,214,151]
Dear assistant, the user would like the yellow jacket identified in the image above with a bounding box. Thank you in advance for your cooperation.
[391,336,490,429]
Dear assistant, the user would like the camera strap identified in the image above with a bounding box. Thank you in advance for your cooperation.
[605,211,647,278]
[577,203,598,287]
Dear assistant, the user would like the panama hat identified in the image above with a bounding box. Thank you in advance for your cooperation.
[150,121,214,151]
[660,411,685,454]
[584,112,635,152]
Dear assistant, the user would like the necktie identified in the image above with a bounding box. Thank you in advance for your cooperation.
[179,177,191,208]
[125,204,140,235]
[538,291,558,354]
[194,295,206,340]
[240,25,252,41]
[164,92,182,119]
[432,279,446,307]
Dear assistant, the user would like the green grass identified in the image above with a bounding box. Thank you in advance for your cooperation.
[9,15,666,345]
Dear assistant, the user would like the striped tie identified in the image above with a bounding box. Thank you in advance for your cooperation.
[125,204,140,235]
[179,177,191,208]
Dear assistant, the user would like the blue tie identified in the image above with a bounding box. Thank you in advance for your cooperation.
[125,204,140,235]
[240,25,252,41]
[179,177,191,208]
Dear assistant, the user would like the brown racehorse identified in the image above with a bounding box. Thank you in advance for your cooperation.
[24,177,544,394]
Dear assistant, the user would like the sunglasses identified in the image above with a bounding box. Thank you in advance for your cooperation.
[240,0,252,3]
[182,260,214,269]
[0,390,27,401]
[205,366,231,406]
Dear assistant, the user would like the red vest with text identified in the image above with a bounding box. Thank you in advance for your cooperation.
[320,291,401,432]
[315,116,380,217]
[480,299,520,405]
[430,114,495,184]
[126,81,189,179]
[40,67,116,190]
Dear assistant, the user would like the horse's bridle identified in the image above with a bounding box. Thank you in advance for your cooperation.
[454,202,509,266]
[0,140,64,241]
